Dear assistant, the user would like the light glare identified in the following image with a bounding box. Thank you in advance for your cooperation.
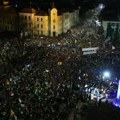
[103,71,110,78]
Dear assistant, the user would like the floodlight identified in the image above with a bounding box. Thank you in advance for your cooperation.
[99,4,105,10]
[103,71,110,78]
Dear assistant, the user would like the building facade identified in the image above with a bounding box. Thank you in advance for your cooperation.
[0,1,80,37]
[19,6,80,37]
[102,20,120,34]
[102,20,120,47]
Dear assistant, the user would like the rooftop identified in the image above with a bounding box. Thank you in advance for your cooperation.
[20,7,36,13]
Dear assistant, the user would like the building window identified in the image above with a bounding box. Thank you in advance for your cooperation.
[53,25,55,29]
[111,23,115,26]
[29,16,31,20]
[53,19,55,23]
[41,18,43,21]
[37,18,39,21]
[38,30,39,34]
[41,31,43,35]
[29,24,31,28]
[37,24,39,28]
[41,24,43,28]
[25,16,27,20]
[53,32,56,36]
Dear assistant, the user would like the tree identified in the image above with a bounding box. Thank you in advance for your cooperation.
[113,23,120,47]
[98,25,104,35]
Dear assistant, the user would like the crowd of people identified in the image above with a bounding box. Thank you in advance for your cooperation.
[0,41,89,120]
[1,36,120,120]
[25,8,103,52]
[0,8,120,120]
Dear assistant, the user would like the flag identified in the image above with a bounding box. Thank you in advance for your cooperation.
[58,62,62,65]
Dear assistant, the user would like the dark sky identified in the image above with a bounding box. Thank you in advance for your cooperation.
[0,0,99,7]
[2,0,119,14]
[0,0,100,15]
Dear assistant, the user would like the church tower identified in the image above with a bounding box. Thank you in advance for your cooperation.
[49,1,58,36]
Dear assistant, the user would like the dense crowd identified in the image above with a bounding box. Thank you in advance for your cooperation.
[25,8,103,51]
[0,42,88,120]
[1,37,120,120]
[0,8,120,120]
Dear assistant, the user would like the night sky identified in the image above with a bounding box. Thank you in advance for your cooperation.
[0,0,119,17]
[0,0,99,8]
[0,0,116,6]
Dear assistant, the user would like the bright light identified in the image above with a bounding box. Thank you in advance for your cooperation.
[45,69,49,72]
[103,71,110,78]
[95,20,101,26]
[99,4,105,10]
[85,84,88,88]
